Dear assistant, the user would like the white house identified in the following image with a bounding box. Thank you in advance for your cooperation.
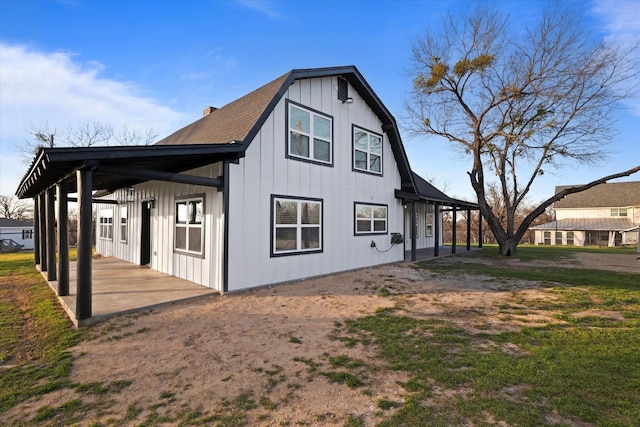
[531,181,640,247]
[0,218,34,251]
[16,66,477,320]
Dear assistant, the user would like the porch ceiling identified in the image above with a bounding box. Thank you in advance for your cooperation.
[16,144,244,199]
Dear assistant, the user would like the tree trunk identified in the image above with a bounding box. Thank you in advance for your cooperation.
[498,237,518,256]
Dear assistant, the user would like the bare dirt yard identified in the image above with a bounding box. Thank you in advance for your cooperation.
[6,251,639,426]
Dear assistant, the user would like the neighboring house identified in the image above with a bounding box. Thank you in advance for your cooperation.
[16,66,477,319]
[530,181,640,247]
[0,218,34,250]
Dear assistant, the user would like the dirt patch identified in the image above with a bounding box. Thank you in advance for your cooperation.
[5,251,638,425]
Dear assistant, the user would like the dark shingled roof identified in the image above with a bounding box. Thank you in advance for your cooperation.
[554,181,640,208]
[155,71,291,145]
[0,218,33,227]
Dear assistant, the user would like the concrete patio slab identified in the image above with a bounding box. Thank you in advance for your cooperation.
[44,256,219,327]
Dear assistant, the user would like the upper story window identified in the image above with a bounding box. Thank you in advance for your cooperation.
[272,195,323,256]
[611,208,627,217]
[354,202,387,235]
[99,208,113,240]
[353,125,382,175]
[175,196,204,256]
[287,101,333,165]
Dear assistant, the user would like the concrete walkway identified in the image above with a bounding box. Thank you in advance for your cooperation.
[46,257,219,327]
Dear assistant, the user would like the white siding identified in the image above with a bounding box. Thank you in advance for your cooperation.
[95,163,224,291]
[0,226,35,249]
[226,77,406,292]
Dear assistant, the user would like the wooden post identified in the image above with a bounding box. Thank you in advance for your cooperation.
[434,203,440,257]
[76,169,93,320]
[466,208,472,251]
[33,196,40,266]
[451,205,457,254]
[57,183,69,296]
[46,187,57,281]
[411,202,417,261]
[39,192,47,272]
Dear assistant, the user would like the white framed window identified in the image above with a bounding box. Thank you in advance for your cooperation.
[272,195,322,256]
[99,208,113,240]
[287,101,333,165]
[353,125,382,174]
[567,231,574,245]
[555,231,563,245]
[611,208,627,217]
[355,203,387,235]
[119,206,128,243]
[543,231,551,245]
[22,229,33,240]
[175,196,204,256]
[426,204,434,237]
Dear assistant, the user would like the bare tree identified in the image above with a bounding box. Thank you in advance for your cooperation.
[0,195,33,221]
[16,121,157,164]
[406,5,640,255]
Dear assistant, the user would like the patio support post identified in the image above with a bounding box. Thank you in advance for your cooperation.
[434,202,440,257]
[57,183,69,296]
[46,187,57,281]
[411,202,417,262]
[466,208,471,251]
[76,168,93,320]
[478,213,483,249]
[451,205,457,254]
[39,192,47,272]
[33,196,40,266]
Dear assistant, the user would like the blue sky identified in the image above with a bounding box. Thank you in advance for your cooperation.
[1,0,638,202]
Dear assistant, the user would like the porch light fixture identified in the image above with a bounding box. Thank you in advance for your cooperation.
[343,97,354,104]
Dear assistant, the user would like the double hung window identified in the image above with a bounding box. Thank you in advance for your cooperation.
[119,206,128,243]
[354,203,387,234]
[272,196,322,256]
[353,126,382,174]
[425,205,434,237]
[611,208,627,217]
[175,196,204,255]
[288,102,332,164]
[99,208,113,240]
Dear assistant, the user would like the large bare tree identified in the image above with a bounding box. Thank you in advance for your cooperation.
[406,5,640,255]
[0,195,33,221]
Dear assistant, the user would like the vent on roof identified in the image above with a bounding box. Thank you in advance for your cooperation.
[337,78,352,104]
[203,106,217,116]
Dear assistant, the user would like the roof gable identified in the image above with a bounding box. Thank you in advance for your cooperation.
[554,181,640,208]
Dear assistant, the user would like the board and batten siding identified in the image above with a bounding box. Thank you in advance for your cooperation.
[403,202,442,250]
[556,207,639,221]
[95,162,224,291]
[225,76,405,292]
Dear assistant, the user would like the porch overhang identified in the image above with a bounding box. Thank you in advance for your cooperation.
[15,143,244,199]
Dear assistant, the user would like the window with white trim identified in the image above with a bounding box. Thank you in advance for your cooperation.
[355,203,387,234]
[99,208,113,240]
[555,231,563,245]
[611,208,627,217]
[272,196,322,256]
[425,204,434,237]
[543,231,551,245]
[119,206,128,243]
[288,102,332,164]
[567,231,574,245]
[353,126,382,174]
[175,196,204,255]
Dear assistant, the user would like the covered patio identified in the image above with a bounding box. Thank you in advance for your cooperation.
[44,257,219,327]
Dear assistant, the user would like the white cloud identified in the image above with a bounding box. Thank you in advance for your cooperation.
[237,0,282,19]
[0,43,189,195]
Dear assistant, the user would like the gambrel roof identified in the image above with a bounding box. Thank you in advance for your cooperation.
[16,66,418,199]
[554,181,640,209]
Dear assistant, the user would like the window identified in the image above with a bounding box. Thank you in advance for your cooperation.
[567,231,574,245]
[22,229,33,239]
[175,196,204,255]
[611,208,627,217]
[99,208,113,240]
[425,205,434,237]
[355,203,387,235]
[287,102,332,164]
[353,125,382,174]
[272,195,322,256]
[119,206,128,243]
[543,231,551,245]
[555,231,563,245]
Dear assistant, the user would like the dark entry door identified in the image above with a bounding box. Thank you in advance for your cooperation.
[140,201,151,265]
